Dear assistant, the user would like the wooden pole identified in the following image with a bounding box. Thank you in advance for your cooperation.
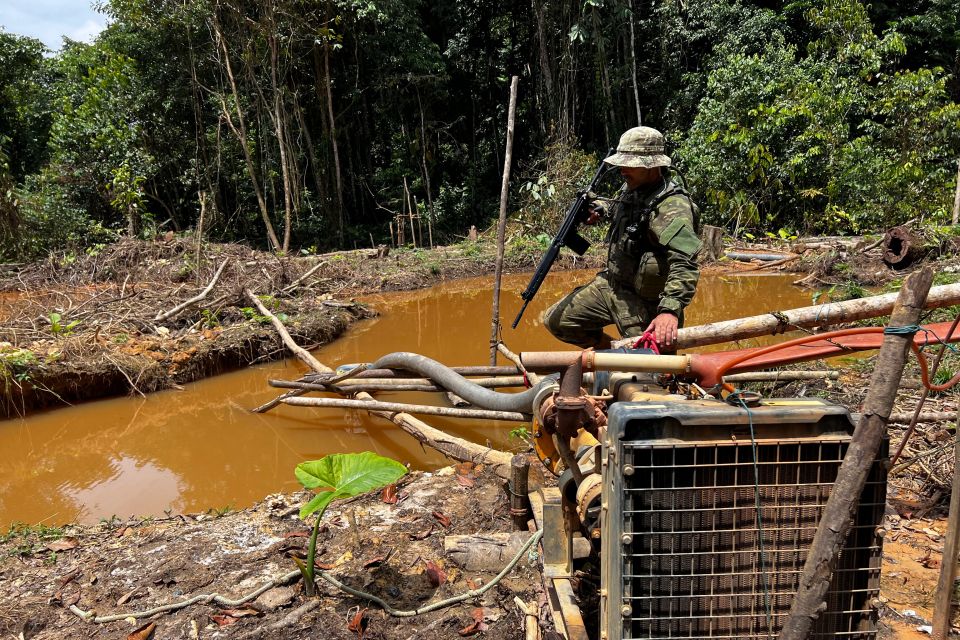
[612,282,960,351]
[779,267,935,640]
[932,416,960,640]
[510,453,531,531]
[951,159,960,225]
[404,177,417,249]
[490,76,519,365]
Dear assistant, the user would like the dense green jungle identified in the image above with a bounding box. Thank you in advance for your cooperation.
[1,0,959,261]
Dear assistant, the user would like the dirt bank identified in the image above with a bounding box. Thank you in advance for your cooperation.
[0,236,603,418]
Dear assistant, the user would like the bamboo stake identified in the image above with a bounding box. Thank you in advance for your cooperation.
[612,282,960,351]
[490,75,519,365]
[404,177,416,248]
[932,416,960,640]
[780,267,935,640]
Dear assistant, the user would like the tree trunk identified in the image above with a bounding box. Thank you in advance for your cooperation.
[321,3,345,244]
[779,267,934,640]
[268,33,293,252]
[627,0,642,126]
[700,225,723,262]
[211,13,281,251]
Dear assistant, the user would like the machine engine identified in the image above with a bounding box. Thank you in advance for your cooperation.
[531,364,885,640]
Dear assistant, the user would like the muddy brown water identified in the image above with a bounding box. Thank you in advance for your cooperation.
[0,270,813,527]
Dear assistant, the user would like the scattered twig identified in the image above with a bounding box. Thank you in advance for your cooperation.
[154,258,230,322]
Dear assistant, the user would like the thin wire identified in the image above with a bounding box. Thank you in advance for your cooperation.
[729,390,775,638]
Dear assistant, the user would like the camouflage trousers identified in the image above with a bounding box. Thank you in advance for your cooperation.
[542,273,683,349]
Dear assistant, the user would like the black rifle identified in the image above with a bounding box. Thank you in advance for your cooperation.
[512,155,612,329]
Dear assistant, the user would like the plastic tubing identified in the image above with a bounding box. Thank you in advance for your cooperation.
[368,352,554,413]
[713,326,960,394]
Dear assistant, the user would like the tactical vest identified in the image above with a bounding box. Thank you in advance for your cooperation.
[605,179,694,299]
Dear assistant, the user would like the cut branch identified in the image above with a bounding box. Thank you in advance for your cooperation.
[155,258,230,322]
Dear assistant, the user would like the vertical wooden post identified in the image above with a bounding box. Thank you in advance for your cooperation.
[404,177,417,248]
[510,453,531,531]
[933,416,960,640]
[389,221,395,247]
[952,159,960,225]
[490,76,519,365]
[780,267,935,640]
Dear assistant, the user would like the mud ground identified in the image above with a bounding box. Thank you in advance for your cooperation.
[1,464,547,640]
[4,233,960,638]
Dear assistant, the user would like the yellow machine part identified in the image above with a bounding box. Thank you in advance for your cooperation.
[533,419,601,476]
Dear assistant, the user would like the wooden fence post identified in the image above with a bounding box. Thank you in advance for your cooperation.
[779,267,935,640]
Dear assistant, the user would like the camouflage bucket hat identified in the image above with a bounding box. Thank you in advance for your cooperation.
[603,126,672,169]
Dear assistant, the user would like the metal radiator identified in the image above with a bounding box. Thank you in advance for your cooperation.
[600,399,885,640]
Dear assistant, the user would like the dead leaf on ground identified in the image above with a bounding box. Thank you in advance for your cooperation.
[210,614,239,627]
[347,607,368,639]
[425,560,447,587]
[455,475,475,487]
[432,511,452,528]
[126,621,157,640]
[458,608,489,636]
[381,483,399,504]
[455,462,475,476]
[363,548,393,569]
[56,568,80,589]
[283,530,311,538]
[45,537,79,552]
[219,607,260,618]
[409,524,434,541]
[117,588,142,606]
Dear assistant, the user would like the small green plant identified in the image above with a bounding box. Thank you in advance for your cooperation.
[48,312,80,336]
[509,426,532,449]
[207,505,233,517]
[112,333,129,344]
[200,308,220,328]
[240,307,275,324]
[295,452,407,596]
[2,522,66,557]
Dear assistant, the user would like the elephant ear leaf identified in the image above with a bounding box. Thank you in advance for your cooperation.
[296,452,407,520]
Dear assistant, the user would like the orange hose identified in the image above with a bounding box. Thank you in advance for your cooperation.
[714,326,960,394]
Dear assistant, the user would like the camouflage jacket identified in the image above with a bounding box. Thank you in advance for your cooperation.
[602,178,701,315]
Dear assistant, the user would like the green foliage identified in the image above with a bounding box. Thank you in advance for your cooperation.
[48,313,81,336]
[681,0,960,234]
[516,138,599,235]
[2,522,66,557]
[294,452,406,595]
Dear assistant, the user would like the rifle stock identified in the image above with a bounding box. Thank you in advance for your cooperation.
[511,156,611,329]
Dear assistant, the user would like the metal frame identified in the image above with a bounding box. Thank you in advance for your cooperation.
[600,398,885,640]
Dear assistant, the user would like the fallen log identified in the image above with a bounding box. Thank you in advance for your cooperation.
[725,250,796,262]
[612,282,960,351]
[780,267,934,640]
[882,226,922,268]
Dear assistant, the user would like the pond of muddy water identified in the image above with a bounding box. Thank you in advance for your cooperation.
[0,270,813,527]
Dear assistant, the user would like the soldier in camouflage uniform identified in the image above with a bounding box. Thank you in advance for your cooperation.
[543,126,701,351]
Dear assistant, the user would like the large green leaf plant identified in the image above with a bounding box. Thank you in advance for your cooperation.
[294,452,407,596]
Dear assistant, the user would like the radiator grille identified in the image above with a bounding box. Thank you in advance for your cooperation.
[617,437,885,640]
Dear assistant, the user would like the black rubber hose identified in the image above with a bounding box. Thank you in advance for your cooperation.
[369,352,554,413]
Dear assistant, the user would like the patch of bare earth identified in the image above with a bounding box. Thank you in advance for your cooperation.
[0,465,549,640]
